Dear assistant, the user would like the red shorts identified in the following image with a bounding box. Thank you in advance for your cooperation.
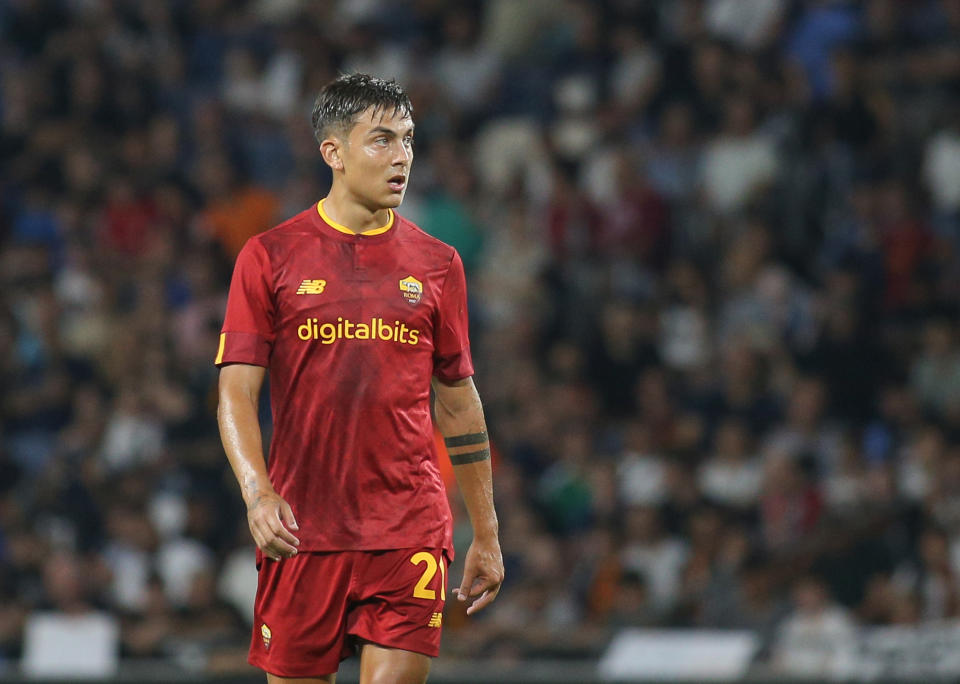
[248,547,449,678]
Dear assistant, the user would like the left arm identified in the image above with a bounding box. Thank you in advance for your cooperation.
[432,375,503,615]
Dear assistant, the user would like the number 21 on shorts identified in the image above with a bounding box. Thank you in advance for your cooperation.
[409,551,446,600]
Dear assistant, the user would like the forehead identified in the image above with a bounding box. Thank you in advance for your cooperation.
[351,106,414,134]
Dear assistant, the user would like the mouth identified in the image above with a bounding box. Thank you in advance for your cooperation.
[387,175,406,193]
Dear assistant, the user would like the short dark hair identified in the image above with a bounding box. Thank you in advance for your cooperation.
[311,73,413,144]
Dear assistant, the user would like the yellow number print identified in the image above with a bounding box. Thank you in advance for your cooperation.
[439,553,446,601]
[410,551,446,601]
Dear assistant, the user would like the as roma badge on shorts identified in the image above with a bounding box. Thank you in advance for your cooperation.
[399,275,423,305]
[261,623,272,650]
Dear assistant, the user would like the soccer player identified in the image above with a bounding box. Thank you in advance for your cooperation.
[215,74,503,684]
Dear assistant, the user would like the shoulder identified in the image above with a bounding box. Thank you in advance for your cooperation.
[255,207,318,248]
[238,206,320,265]
[394,213,457,266]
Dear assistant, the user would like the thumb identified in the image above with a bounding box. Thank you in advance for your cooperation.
[279,499,299,530]
[456,571,474,602]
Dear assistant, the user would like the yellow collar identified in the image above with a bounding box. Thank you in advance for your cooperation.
[318,200,394,236]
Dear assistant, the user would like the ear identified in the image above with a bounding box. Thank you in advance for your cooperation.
[319,137,345,172]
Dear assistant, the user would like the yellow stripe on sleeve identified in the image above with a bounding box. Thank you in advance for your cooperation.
[215,332,226,364]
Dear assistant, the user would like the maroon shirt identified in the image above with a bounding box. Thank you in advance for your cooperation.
[216,202,473,554]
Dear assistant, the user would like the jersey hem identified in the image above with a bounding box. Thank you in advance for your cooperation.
[291,542,454,556]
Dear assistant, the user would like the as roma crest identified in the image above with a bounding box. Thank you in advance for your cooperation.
[399,275,423,305]
[261,623,272,649]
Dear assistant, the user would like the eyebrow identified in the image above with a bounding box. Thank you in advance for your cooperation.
[367,125,415,137]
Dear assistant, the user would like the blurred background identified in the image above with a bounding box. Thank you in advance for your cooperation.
[2,0,960,682]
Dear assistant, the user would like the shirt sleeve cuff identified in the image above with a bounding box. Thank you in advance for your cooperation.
[432,351,474,382]
[214,331,272,367]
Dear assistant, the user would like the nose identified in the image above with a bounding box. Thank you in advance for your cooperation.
[393,140,412,165]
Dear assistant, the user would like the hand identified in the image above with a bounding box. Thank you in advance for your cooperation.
[454,536,504,615]
[246,490,300,561]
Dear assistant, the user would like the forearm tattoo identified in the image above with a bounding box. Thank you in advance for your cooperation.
[243,476,262,508]
[444,431,488,448]
[247,492,268,511]
[448,447,491,465]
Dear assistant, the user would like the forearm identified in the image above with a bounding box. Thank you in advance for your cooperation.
[218,373,272,507]
[433,378,498,539]
[451,458,498,540]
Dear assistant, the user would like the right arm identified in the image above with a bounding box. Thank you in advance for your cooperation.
[218,363,299,561]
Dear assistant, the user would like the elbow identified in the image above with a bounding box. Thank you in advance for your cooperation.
[434,395,472,421]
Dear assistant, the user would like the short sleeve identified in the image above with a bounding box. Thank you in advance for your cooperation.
[432,250,474,382]
[215,238,275,367]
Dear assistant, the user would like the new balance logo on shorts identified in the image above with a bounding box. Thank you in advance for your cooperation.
[428,613,442,628]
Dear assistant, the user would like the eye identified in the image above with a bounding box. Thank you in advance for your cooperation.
[404,135,414,147]
[374,136,389,146]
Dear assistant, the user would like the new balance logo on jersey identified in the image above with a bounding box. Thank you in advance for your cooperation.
[428,613,442,628]
[297,279,327,294]
[297,317,421,345]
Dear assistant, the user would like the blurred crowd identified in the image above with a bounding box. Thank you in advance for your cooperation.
[2,0,960,677]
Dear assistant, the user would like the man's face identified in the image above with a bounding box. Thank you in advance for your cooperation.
[336,106,414,210]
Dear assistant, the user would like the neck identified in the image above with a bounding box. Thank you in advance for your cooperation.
[322,186,393,234]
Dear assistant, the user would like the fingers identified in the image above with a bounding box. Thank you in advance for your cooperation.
[252,518,293,560]
[454,575,503,615]
[249,521,269,556]
[280,500,300,531]
[465,582,501,615]
[455,541,504,614]
[456,571,475,603]
[270,508,300,548]
[248,502,300,561]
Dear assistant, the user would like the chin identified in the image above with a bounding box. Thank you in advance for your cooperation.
[383,193,405,208]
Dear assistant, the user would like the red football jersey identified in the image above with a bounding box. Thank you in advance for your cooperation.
[216,201,473,555]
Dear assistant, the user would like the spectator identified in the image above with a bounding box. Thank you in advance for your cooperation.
[698,417,763,510]
[620,506,688,617]
[892,527,959,621]
[923,109,960,236]
[700,94,780,214]
[772,576,856,677]
[911,319,960,418]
